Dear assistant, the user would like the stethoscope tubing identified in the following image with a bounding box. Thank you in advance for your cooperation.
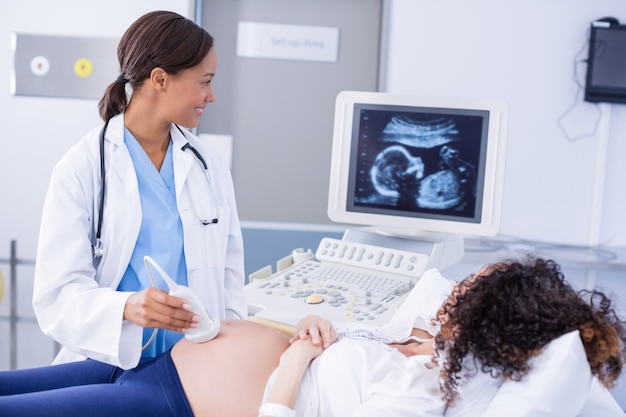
[93,121,217,258]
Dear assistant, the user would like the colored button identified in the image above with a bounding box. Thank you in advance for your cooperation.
[74,58,93,78]
[30,56,50,76]
[305,294,325,304]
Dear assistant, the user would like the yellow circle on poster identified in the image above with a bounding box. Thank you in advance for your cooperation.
[74,58,93,78]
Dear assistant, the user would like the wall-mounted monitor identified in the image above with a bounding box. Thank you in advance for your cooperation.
[585,18,626,104]
[328,91,509,238]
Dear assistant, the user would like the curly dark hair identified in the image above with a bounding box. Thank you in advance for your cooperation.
[434,255,626,406]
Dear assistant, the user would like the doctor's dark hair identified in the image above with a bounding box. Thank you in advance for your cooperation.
[434,255,626,406]
[98,10,214,122]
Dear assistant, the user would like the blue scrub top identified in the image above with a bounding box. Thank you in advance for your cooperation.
[117,128,188,359]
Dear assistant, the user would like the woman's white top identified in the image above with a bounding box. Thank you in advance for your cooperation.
[265,334,445,417]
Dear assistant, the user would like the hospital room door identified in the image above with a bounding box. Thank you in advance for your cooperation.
[198,0,383,225]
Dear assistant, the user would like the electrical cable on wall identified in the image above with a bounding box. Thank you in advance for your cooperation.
[556,31,604,142]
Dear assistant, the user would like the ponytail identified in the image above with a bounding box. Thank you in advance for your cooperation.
[98,77,128,122]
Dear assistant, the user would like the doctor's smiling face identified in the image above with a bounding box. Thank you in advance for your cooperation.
[160,47,218,129]
[99,11,216,126]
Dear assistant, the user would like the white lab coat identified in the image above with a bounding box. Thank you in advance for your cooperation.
[32,114,247,369]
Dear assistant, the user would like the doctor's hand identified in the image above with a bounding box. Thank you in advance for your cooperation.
[123,287,199,332]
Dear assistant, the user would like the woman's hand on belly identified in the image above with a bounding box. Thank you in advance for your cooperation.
[290,314,338,348]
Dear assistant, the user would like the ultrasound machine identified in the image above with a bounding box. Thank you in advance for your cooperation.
[244,91,509,327]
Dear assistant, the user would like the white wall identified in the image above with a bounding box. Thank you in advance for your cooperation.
[0,0,192,369]
[383,0,626,247]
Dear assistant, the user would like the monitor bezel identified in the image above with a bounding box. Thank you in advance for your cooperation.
[327,91,509,237]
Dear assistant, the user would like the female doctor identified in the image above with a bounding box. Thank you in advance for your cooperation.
[32,10,247,370]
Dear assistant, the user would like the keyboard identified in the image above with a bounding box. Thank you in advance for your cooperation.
[244,237,426,327]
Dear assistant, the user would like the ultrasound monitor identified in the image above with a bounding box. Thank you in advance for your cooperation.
[327,91,508,269]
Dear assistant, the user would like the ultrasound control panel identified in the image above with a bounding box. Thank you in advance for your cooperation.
[244,237,431,327]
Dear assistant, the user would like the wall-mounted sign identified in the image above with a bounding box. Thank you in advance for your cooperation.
[236,21,339,63]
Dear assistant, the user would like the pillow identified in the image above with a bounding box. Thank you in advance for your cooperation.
[480,330,592,417]
[576,378,625,417]
[382,268,454,337]
[444,362,501,417]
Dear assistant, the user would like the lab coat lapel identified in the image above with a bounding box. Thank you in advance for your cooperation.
[170,125,194,200]
[99,115,142,288]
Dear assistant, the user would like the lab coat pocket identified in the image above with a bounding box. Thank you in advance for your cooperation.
[181,204,230,270]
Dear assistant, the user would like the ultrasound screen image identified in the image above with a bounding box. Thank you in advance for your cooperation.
[348,104,489,223]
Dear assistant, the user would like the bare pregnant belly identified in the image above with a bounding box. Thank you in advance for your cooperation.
[171,319,290,417]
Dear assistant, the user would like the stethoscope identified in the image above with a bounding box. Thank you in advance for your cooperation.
[92,120,220,258]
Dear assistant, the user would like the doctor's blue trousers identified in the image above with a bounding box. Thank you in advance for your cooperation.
[0,350,194,417]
